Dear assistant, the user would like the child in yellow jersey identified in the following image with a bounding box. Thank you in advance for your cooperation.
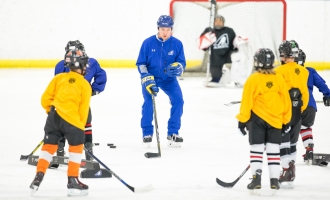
[236,48,291,193]
[29,50,92,197]
[275,40,309,188]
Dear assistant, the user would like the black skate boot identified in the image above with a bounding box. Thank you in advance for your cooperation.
[30,172,44,195]
[270,178,280,195]
[57,142,65,157]
[67,176,89,196]
[84,142,93,161]
[304,143,314,164]
[247,169,262,195]
[143,135,152,147]
[279,160,295,189]
[167,134,183,147]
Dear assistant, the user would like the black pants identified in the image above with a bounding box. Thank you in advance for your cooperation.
[247,112,282,145]
[301,106,316,128]
[44,108,85,146]
[210,51,232,81]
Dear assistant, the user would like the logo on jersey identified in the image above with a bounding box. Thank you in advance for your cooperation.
[266,81,273,89]
[168,50,174,55]
[69,78,76,83]
[295,68,300,75]
[152,49,155,52]
[213,33,229,49]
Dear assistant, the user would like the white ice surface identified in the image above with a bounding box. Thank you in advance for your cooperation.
[1,68,330,200]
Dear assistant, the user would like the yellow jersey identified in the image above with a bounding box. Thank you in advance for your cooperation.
[274,62,309,112]
[41,71,91,130]
[236,72,292,129]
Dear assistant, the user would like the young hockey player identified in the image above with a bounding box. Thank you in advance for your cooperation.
[30,49,91,196]
[136,15,186,147]
[295,49,330,164]
[275,40,309,188]
[54,40,107,161]
[236,48,291,194]
[200,14,236,87]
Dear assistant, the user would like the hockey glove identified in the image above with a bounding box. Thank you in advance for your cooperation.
[92,90,99,96]
[238,121,247,136]
[141,73,159,96]
[166,62,184,77]
[323,96,330,106]
[282,124,291,135]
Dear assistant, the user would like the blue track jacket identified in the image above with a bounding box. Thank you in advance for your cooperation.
[306,67,330,111]
[136,35,186,79]
[55,58,107,93]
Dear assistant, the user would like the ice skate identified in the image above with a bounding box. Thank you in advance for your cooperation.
[279,160,295,189]
[303,143,314,165]
[57,142,65,157]
[247,169,262,195]
[67,176,89,196]
[270,178,280,195]
[29,172,44,196]
[167,134,183,148]
[143,135,152,147]
[84,142,94,161]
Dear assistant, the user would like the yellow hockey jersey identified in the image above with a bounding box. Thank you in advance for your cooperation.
[274,62,309,112]
[236,72,292,129]
[41,71,91,130]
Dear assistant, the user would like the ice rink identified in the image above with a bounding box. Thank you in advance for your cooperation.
[1,68,330,200]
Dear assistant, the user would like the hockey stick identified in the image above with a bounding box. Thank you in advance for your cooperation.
[225,100,324,107]
[205,0,216,84]
[84,149,153,193]
[20,139,44,161]
[224,101,241,106]
[145,95,161,158]
[216,165,250,188]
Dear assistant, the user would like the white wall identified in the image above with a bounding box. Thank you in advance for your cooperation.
[0,0,329,65]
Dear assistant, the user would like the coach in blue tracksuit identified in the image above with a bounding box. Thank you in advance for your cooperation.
[136,15,186,148]
[295,49,330,164]
[54,40,107,161]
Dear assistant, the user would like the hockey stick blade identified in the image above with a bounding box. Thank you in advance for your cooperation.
[216,165,250,188]
[132,184,154,193]
[216,178,238,188]
[20,139,44,161]
[20,155,29,161]
[144,152,161,158]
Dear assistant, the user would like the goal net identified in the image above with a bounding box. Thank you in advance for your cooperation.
[170,0,287,74]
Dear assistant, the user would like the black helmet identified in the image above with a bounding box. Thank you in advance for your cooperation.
[65,40,85,53]
[64,50,89,74]
[278,40,299,58]
[254,48,275,69]
[295,49,306,66]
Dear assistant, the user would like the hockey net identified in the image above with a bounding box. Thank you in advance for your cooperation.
[170,0,286,74]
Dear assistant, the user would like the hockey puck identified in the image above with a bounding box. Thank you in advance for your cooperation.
[107,143,114,146]
[93,143,100,146]
[109,146,116,148]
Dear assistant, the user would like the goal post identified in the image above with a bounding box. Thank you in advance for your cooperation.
[169,0,287,74]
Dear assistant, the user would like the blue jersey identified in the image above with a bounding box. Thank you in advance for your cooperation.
[306,67,330,111]
[55,58,107,93]
[136,35,186,80]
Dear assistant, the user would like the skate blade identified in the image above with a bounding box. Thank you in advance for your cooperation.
[67,188,89,196]
[167,141,182,148]
[271,188,278,195]
[280,181,294,189]
[30,186,38,196]
[142,142,151,148]
[249,189,261,196]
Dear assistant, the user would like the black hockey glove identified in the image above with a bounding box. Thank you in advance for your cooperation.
[92,90,99,96]
[282,124,291,135]
[238,122,247,136]
[323,96,330,106]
